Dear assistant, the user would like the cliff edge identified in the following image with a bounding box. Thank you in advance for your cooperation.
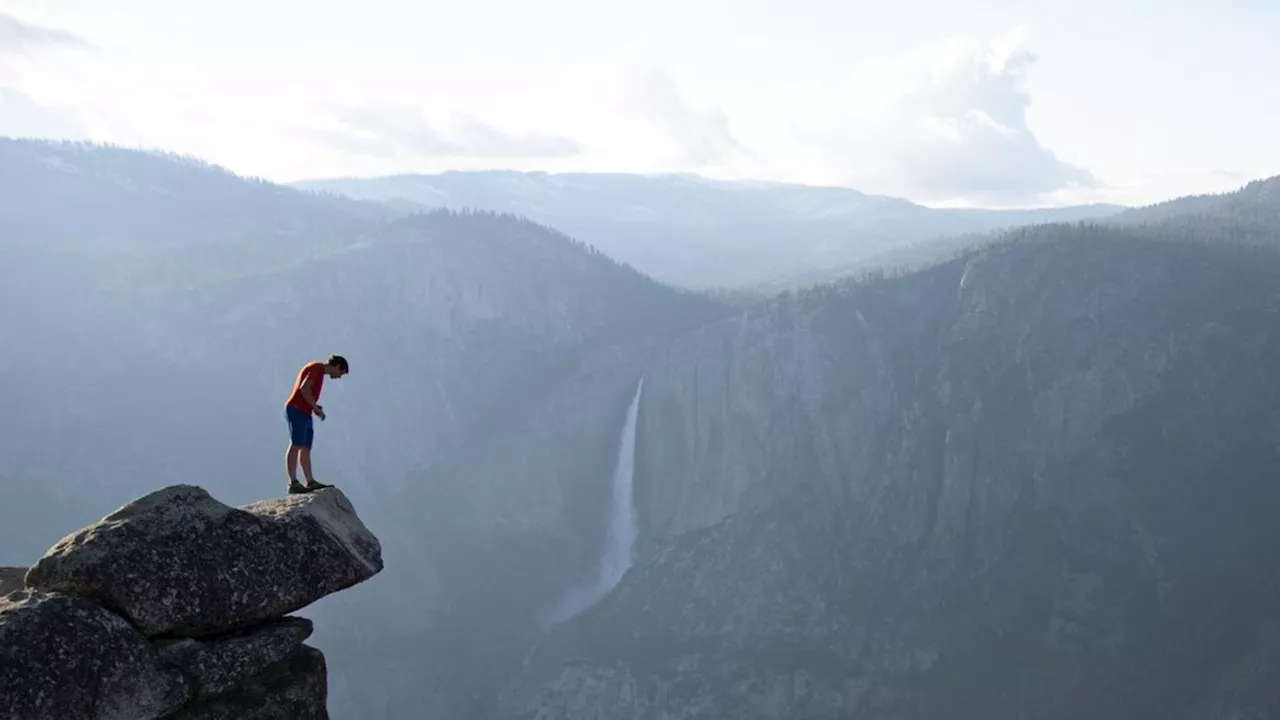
[0,484,383,720]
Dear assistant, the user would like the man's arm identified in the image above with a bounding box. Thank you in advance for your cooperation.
[297,372,323,416]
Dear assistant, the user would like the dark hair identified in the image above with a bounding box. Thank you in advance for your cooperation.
[327,354,349,372]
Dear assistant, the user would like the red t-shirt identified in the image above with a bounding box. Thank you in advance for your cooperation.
[286,361,325,412]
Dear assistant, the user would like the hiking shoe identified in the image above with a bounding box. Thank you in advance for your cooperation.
[304,480,332,491]
[287,482,310,495]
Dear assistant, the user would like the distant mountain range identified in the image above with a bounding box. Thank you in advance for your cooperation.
[9,137,1280,719]
[293,171,1127,289]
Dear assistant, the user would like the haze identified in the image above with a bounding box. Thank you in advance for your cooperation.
[3,0,1277,207]
[7,2,1280,719]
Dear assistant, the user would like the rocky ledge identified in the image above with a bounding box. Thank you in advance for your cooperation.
[0,484,383,720]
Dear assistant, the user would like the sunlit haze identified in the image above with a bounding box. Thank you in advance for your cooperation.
[11,3,1280,720]
[1,0,1277,206]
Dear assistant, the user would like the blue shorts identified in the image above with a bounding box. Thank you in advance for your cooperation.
[285,405,314,448]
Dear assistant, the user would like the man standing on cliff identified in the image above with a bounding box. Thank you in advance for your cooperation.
[285,354,349,494]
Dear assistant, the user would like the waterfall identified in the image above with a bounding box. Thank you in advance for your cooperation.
[545,376,644,626]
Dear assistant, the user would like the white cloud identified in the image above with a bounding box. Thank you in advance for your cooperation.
[0,16,1103,206]
[776,29,1099,206]
[0,13,95,141]
[475,61,756,178]
[501,31,1100,205]
[633,68,751,168]
[0,86,86,139]
[314,101,580,161]
[0,12,94,56]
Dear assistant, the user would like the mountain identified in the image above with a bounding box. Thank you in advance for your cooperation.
[948,202,1129,226]
[292,171,1126,290]
[496,215,1280,719]
[0,138,386,259]
[1110,174,1280,227]
[751,175,1280,294]
[9,136,1280,719]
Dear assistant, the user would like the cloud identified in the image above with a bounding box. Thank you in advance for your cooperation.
[636,68,750,167]
[0,87,88,140]
[798,31,1097,205]
[0,13,96,142]
[318,103,580,160]
[0,13,94,56]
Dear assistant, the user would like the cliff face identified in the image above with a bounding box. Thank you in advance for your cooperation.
[497,226,1280,719]
[0,485,382,720]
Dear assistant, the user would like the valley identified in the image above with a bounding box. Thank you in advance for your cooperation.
[3,137,1280,718]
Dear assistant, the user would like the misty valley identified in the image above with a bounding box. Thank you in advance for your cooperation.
[5,137,1280,720]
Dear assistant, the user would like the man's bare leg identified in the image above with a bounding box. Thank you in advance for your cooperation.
[299,447,316,485]
[286,444,301,486]
[298,447,332,490]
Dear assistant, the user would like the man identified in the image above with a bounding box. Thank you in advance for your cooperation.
[284,354,349,494]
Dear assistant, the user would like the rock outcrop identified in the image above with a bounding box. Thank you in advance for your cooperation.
[155,617,317,700]
[0,484,381,720]
[161,643,329,720]
[25,484,382,637]
[0,590,188,720]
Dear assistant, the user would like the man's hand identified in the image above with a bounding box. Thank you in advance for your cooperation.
[315,405,326,421]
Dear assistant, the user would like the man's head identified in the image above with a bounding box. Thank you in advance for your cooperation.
[324,354,349,378]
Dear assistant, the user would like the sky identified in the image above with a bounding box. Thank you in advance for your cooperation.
[0,0,1277,208]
